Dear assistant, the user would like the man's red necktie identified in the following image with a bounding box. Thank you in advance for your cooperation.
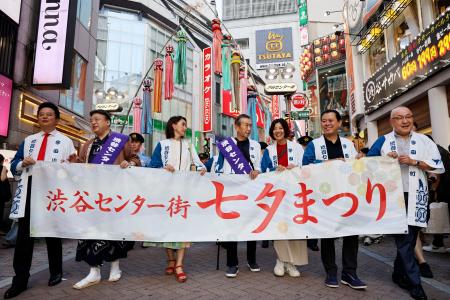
[37,133,50,161]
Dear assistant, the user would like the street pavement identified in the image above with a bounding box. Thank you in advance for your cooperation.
[0,236,449,299]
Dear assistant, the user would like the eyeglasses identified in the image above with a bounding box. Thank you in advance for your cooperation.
[391,115,413,121]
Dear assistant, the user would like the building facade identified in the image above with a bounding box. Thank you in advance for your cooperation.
[1,0,99,151]
[343,0,450,149]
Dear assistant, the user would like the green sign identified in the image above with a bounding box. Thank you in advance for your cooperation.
[290,110,310,120]
[111,115,133,126]
[298,0,308,26]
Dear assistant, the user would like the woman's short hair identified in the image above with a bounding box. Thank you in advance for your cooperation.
[269,118,290,140]
[166,116,187,139]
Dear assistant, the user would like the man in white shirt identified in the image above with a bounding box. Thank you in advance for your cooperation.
[4,102,76,299]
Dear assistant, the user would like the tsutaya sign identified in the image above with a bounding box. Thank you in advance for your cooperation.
[32,0,77,89]
[202,47,212,132]
[29,158,407,241]
[256,28,294,69]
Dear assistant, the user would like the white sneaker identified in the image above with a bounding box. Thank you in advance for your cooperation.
[109,260,122,282]
[73,267,101,289]
[422,245,446,253]
[285,263,300,278]
[273,259,285,277]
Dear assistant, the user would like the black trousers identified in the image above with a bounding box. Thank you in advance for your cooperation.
[12,177,62,285]
[321,235,359,276]
[224,241,256,267]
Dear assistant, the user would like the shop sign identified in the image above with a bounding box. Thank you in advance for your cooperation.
[271,95,280,119]
[0,74,13,137]
[256,28,294,69]
[363,10,450,113]
[298,0,308,26]
[290,110,310,120]
[95,102,122,112]
[264,83,297,95]
[32,0,77,89]
[111,115,133,126]
[291,93,308,110]
[203,47,212,132]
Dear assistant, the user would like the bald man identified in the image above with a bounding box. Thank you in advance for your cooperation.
[367,106,444,300]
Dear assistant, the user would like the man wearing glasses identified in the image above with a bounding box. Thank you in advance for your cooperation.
[367,106,444,300]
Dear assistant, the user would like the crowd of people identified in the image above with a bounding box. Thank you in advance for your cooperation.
[0,102,449,300]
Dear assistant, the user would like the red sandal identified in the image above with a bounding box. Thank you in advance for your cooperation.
[165,260,176,275]
[175,265,187,283]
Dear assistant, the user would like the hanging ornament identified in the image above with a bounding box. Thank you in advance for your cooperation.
[221,34,232,91]
[239,65,248,114]
[133,97,142,134]
[153,58,163,113]
[231,50,241,111]
[164,45,174,100]
[212,18,223,75]
[247,86,259,141]
[175,30,187,85]
[141,79,153,134]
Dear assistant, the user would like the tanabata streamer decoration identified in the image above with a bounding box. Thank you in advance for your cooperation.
[239,66,248,113]
[212,18,222,75]
[247,87,259,141]
[153,58,163,113]
[141,79,153,134]
[133,97,142,134]
[175,30,187,85]
[221,34,232,91]
[164,45,174,100]
[264,101,272,139]
[231,51,241,111]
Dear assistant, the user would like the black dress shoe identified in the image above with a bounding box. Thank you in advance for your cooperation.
[392,273,410,290]
[48,273,62,286]
[409,284,427,300]
[4,284,27,299]
[261,241,269,248]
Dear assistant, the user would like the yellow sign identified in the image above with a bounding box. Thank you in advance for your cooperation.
[256,28,294,65]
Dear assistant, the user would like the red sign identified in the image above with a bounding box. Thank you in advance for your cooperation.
[203,47,212,132]
[271,95,279,119]
[292,93,308,110]
[223,91,264,129]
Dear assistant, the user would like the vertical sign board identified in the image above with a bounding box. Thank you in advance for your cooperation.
[202,47,212,132]
[271,95,279,119]
[0,74,13,137]
[32,0,78,89]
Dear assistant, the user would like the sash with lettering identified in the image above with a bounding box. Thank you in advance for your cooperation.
[90,132,129,165]
[217,137,253,174]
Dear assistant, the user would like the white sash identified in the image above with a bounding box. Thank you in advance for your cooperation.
[10,133,67,219]
[313,135,356,161]
[382,131,444,227]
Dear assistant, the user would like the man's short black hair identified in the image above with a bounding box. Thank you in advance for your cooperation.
[129,132,145,143]
[89,109,112,122]
[259,141,268,150]
[320,109,342,121]
[235,114,251,126]
[37,102,60,119]
[269,118,290,140]
[198,153,209,160]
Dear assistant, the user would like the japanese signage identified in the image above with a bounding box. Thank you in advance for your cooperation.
[298,0,308,26]
[0,74,13,137]
[363,9,450,113]
[255,28,294,69]
[271,95,280,119]
[95,102,122,112]
[111,115,133,126]
[264,83,297,95]
[30,158,407,241]
[203,47,212,132]
[291,93,308,110]
[290,110,310,120]
[32,0,77,88]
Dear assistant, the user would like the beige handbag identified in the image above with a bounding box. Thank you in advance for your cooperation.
[425,202,450,234]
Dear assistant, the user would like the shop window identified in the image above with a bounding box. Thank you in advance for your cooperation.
[434,0,450,15]
[368,34,387,74]
[77,0,92,29]
[394,21,412,51]
[60,54,88,115]
[235,38,249,50]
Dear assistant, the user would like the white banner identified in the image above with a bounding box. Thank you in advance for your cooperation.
[30,157,408,242]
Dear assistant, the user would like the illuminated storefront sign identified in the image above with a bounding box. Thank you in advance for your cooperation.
[255,28,294,69]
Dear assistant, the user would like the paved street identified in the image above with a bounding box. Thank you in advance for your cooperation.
[0,237,449,299]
